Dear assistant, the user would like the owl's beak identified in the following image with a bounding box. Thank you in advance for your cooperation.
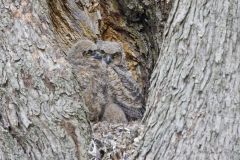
[101,55,112,65]
[105,55,112,64]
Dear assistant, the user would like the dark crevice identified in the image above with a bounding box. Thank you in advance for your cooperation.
[117,0,173,102]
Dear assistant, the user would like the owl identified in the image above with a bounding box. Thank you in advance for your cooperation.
[67,40,145,122]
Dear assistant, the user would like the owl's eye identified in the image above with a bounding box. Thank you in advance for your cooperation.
[83,50,93,57]
[112,52,121,59]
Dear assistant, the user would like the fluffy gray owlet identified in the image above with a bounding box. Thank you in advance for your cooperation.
[67,40,145,122]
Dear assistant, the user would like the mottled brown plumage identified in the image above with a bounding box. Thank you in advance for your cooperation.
[67,40,144,122]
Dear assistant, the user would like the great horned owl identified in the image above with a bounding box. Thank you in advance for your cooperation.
[67,40,145,122]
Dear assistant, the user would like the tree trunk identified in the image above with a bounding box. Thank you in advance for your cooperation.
[0,0,91,159]
[136,0,240,159]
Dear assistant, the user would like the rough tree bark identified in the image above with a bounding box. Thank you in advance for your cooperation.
[0,0,91,159]
[136,0,240,159]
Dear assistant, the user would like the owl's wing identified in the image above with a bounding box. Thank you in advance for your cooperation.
[112,65,143,101]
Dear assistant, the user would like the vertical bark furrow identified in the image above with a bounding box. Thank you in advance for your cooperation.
[0,0,91,159]
[136,0,240,159]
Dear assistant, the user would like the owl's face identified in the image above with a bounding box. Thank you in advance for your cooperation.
[83,50,124,66]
